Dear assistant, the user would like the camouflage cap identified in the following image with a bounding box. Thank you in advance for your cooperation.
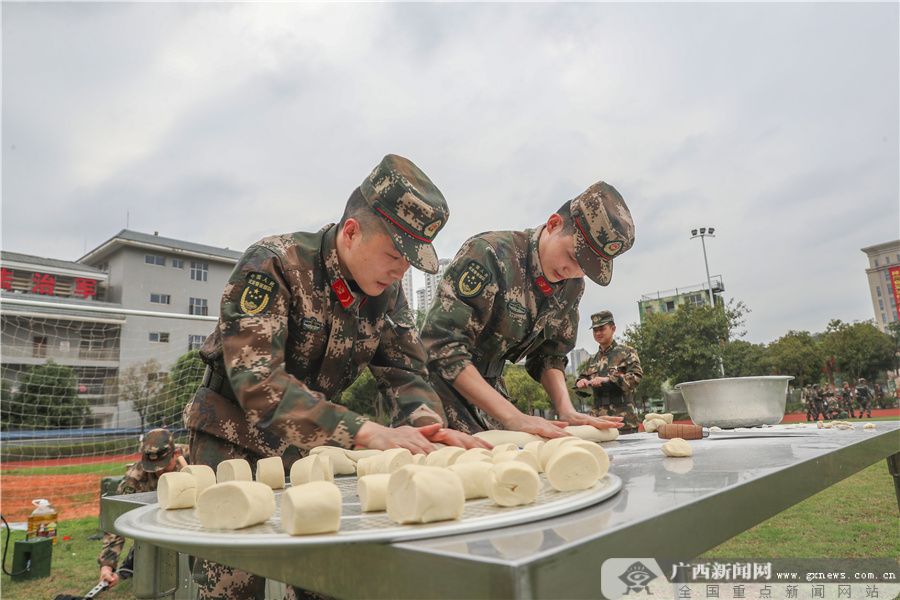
[590,310,615,329]
[140,428,174,473]
[569,181,635,286]
[360,154,449,274]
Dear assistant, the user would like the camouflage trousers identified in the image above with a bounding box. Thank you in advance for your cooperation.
[590,403,640,433]
[856,399,872,417]
[189,430,333,600]
[429,373,506,434]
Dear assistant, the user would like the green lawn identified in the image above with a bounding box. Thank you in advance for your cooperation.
[2,461,132,477]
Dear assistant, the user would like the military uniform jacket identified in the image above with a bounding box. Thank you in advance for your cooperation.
[184,224,444,457]
[421,227,584,386]
[98,463,159,569]
[578,340,643,406]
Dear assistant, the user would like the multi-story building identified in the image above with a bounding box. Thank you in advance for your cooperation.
[417,258,450,315]
[401,270,414,310]
[637,276,725,322]
[1,251,124,427]
[861,240,900,331]
[566,348,591,375]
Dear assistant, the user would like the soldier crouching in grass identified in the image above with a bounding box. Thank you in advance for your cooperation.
[420,181,633,439]
[183,154,487,600]
[575,310,643,433]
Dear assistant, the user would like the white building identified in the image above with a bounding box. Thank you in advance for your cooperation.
[861,239,900,331]
[417,258,450,314]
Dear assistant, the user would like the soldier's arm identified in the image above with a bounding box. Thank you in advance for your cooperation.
[220,245,368,449]
[369,288,446,427]
[96,474,137,570]
[523,282,583,383]
[608,348,643,393]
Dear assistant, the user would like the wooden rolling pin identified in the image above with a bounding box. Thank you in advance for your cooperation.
[657,424,705,440]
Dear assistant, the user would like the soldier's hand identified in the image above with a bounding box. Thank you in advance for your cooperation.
[100,566,119,588]
[558,411,623,429]
[589,376,610,387]
[501,413,569,439]
[355,422,436,454]
[575,379,590,389]
[425,427,492,449]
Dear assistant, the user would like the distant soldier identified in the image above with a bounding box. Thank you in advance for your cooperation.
[97,429,184,588]
[803,385,815,421]
[855,378,873,419]
[840,382,856,418]
[576,311,643,433]
[811,384,826,421]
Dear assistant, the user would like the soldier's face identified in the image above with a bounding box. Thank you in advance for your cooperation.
[540,216,585,283]
[593,323,616,347]
[343,222,411,296]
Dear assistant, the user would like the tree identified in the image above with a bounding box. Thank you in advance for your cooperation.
[338,368,390,424]
[120,359,167,433]
[766,331,823,387]
[503,364,550,415]
[722,340,769,378]
[8,361,88,429]
[885,321,900,371]
[821,320,895,382]
[157,351,206,428]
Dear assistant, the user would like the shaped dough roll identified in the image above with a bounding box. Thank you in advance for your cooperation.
[357,448,413,476]
[645,412,674,424]
[490,443,519,456]
[217,459,253,483]
[255,456,286,490]
[568,441,610,477]
[642,418,667,433]
[473,430,542,447]
[545,447,602,492]
[281,481,342,535]
[523,440,545,464]
[489,462,540,507]
[181,465,216,494]
[386,465,465,524]
[196,481,275,529]
[157,472,197,509]
[563,426,619,443]
[309,447,357,475]
[411,453,427,465]
[343,449,382,463]
[447,461,493,499]
[492,450,541,473]
[424,446,464,467]
[539,437,582,471]
[357,474,391,512]
[455,448,492,464]
[290,455,333,485]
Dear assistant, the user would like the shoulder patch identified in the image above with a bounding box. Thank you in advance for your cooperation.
[239,272,278,316]
[457,260,491,298]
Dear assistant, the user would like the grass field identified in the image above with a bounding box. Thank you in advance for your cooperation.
[2,461,132,477]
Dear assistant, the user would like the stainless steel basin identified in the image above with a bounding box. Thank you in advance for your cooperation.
[674,376,794,428]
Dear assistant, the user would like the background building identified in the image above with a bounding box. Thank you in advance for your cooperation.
[401,270,414,309]
[415,258,450,315]
[861,240,900,331]
[566,348,591,375]
[638,276,725,322]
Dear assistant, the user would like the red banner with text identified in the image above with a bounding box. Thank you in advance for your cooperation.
[889,266,900,321]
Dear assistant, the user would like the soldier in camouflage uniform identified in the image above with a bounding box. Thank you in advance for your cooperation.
[840,381,856,418]
[183,154,485,600]
[810,384,827,421]
[421,181,633,438]
[575,311,643,433]
[855,378,873,418]
[97,429,183,588]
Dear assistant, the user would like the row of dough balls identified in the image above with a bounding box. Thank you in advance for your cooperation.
[642,413,674,433]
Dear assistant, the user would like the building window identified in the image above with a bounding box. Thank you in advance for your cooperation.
[877,287,882,297]
[145,254,166,266]
[172,259,184,269]
[665,300,676,312]
[188,334,207,350]
[189,297,208,316]
[190,261,208,281]
[150,293,171,305]
[33,336,48,358]
[882,313,887,323]
[149,332,170,343]
[874,258,879,267]
[879,299,884,311]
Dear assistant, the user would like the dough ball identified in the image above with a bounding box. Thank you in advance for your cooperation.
[424,446,464,467]
[490,443,520,456]
[281,481,342,535]
[309,447,357,475]
[645,412,674,424]
[545,447,602,492]
[357,473,391,512]
[567,441,610,477]
[196,481,275,529]
[386,465,465,524]
[290,455,332,485]
[864,423,876,430]
[447,461,493,499]
[158,472,197,509]
[455,448,492,464]
[216,459,253,483]
[255,456,286,490]
[489,462,540,507]
[563,426,619,443]
[816,421,825,429]
[181,465,216,495]
[709,426,723,432]
[661,438,693,458]
[473,430,543,447]
[539,437,582,471]
[642,419,667,433]
[823,422,833,429]
[493,450,541,473]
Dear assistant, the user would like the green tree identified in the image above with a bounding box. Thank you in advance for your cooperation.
[120,359,167,433]
[821,320,895,382]
[722,340,769,377]
[885,321,900,371]
[766,331,823,387]
[9,361,88,429]
[338,368,390,425]
[503,364,550,415]
[157,351,206,428]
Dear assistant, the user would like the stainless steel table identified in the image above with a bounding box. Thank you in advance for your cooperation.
[103,423,900,599]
